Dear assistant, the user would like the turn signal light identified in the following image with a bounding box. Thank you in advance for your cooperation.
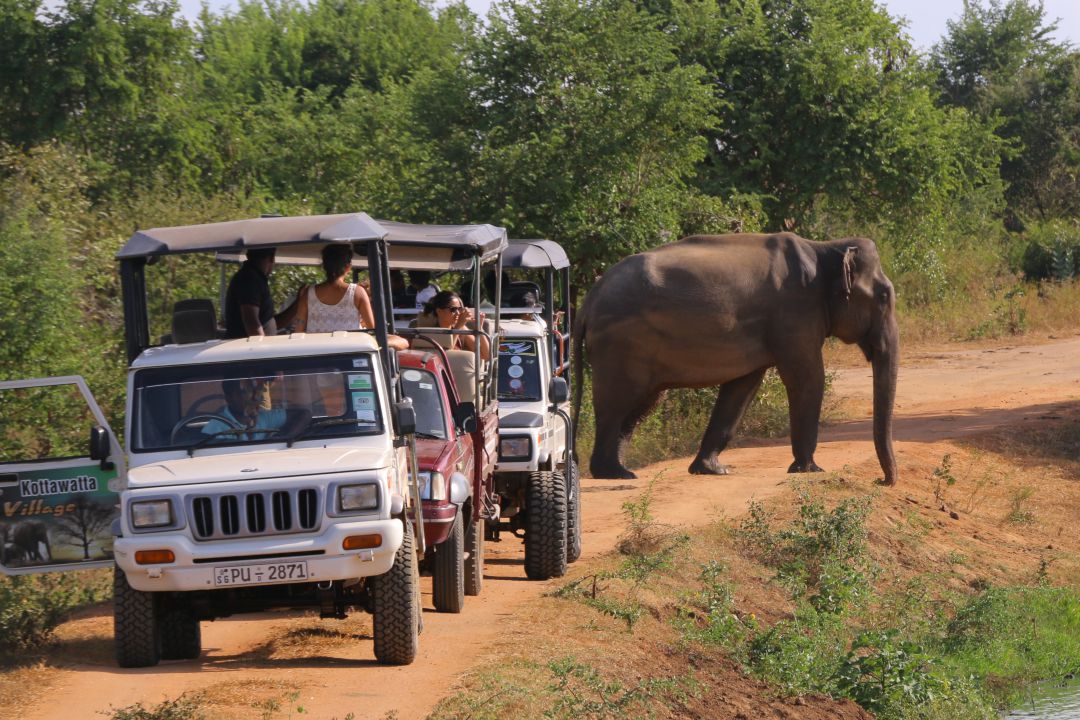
[134,549,175,565]
[343,534,382,550]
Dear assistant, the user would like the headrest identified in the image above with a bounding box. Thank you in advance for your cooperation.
[172,299,218,344]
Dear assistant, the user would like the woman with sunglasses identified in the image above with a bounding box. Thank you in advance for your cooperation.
[423,290,491,360]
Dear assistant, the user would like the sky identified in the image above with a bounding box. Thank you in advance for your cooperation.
[176,0,1080,53]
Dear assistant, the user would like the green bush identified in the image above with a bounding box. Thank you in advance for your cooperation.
[0,570,110,655]
[1020,220,1080,281]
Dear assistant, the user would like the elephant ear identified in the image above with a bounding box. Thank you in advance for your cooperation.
[839,246,858,301]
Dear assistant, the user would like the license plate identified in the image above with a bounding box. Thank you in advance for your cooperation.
[213,561,309,587]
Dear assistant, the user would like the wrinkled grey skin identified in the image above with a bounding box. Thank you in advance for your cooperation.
[572,233,899,485]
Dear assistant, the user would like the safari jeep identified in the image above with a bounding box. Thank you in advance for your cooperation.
[22,213,508,669]
[491,240,580,580]
[398,347,493,612]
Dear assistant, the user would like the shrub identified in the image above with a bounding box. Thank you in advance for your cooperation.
[0,570,110,655]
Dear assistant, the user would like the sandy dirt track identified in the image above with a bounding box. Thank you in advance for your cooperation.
[22,334,1080,719]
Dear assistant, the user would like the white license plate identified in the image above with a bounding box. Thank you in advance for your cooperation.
[213,560,309,587]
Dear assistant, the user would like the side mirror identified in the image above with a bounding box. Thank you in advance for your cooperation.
[89,426,114,470]
[549,376,569,405]
[453,401,477,434]
[393,398,416,437]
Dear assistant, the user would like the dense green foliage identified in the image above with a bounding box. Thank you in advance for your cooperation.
[0,0,1077,432]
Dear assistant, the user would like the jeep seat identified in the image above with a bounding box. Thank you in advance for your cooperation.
[171,299,219,344]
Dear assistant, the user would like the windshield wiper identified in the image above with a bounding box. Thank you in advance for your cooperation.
[286,417,375,445]
[186,426,282,457]
[414,431,444,440]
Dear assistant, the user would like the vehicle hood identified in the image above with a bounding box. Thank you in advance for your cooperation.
[126,446,394,489]
[415,437,454,471]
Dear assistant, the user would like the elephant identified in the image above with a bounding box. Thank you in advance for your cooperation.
[11,520,52,562]
[572,233,899,485]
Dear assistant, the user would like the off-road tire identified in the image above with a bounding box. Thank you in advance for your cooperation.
[113,567,161,668]
[372,521,420,665]
[464,517,484,597]
[159,602,201,660]
[565,461,582,563]
[524,470,568,580]
[432,514,465,613]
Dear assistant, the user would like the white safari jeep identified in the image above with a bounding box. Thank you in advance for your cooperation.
[103,213,506,667]
[491,240,580,579]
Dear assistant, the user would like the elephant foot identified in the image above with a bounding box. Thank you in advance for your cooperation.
[787,460,825,474]
[590,461,637,480]
[689,457,734,475]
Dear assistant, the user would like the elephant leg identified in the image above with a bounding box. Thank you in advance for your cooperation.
[590,375,658,480]
[776,353,826,474]
[689,368,768,475]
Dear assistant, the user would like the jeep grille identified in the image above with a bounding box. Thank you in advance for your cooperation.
[188,489,321,540]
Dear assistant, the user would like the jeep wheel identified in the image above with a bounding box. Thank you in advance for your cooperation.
[464,517,484,596]
[432,514,465,613]
[524,470,568,580]
[160,602,201,660]
[372,521,420,665]
[565,461,582,563]
[113,567,161,668]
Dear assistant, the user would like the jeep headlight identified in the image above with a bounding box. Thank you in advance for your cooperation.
[131,499,173,529]
[416,471,446,501]
[339,484,379,512]
[499,436,532,461]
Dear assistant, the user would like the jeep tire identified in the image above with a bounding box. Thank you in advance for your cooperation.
[464,517,484,597]
[159,602,201,660]
[524,470,568,580]
[372,521,420,665]
[432,513,465,613]
[113,567,161,668]
[565,460,582,563]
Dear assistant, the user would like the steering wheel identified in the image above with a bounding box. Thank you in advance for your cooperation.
[170,413,243,444]
[184,394,226,417]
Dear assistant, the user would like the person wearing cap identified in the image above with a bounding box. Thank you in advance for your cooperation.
[224,247,298,338]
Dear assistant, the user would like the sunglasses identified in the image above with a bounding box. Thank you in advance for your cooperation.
[442,306,466,314]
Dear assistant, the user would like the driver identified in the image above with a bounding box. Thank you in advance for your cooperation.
[202,379,287,440]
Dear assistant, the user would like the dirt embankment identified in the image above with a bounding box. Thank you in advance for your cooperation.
[9,335,1080,719]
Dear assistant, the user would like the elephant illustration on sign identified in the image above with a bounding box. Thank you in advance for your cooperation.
[572,233,899,485]
[2,520,53,564]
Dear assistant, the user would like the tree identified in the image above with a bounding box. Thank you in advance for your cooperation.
[55,496,115,559]
[663,0,1003,230]
[932,0,1080,221]
[465,0,721,281]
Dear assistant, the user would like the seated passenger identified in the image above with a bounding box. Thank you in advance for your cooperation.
[202,379,288,440]
[417,290,491,361]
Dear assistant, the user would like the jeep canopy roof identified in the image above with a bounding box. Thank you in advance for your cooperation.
[214,219,506,270]
[502,239,570,270]
[117,213,388,259]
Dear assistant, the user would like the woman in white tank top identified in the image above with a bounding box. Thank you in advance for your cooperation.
[291,244,409,350]
[292,244,374,333]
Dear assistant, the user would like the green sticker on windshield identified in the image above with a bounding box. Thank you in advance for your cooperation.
[348,373,373,390]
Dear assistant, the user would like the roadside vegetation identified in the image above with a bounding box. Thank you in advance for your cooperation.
[430,462,1080,720]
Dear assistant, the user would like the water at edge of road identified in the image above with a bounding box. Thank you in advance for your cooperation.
[1007,679,1080,719]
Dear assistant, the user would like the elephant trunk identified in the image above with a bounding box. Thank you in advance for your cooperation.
[870,318,899,485]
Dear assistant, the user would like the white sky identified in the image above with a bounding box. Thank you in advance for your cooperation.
[177,0,1079,52]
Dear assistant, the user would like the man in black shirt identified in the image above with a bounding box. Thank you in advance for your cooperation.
[224,247,296,337]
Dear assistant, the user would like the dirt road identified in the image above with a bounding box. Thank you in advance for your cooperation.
[24,335,1080,719]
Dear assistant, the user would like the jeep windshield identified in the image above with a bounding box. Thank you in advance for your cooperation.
[498,340,542,402]
[132,353,384,452]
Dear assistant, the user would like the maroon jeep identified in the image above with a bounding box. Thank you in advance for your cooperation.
[398,346,498,612]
